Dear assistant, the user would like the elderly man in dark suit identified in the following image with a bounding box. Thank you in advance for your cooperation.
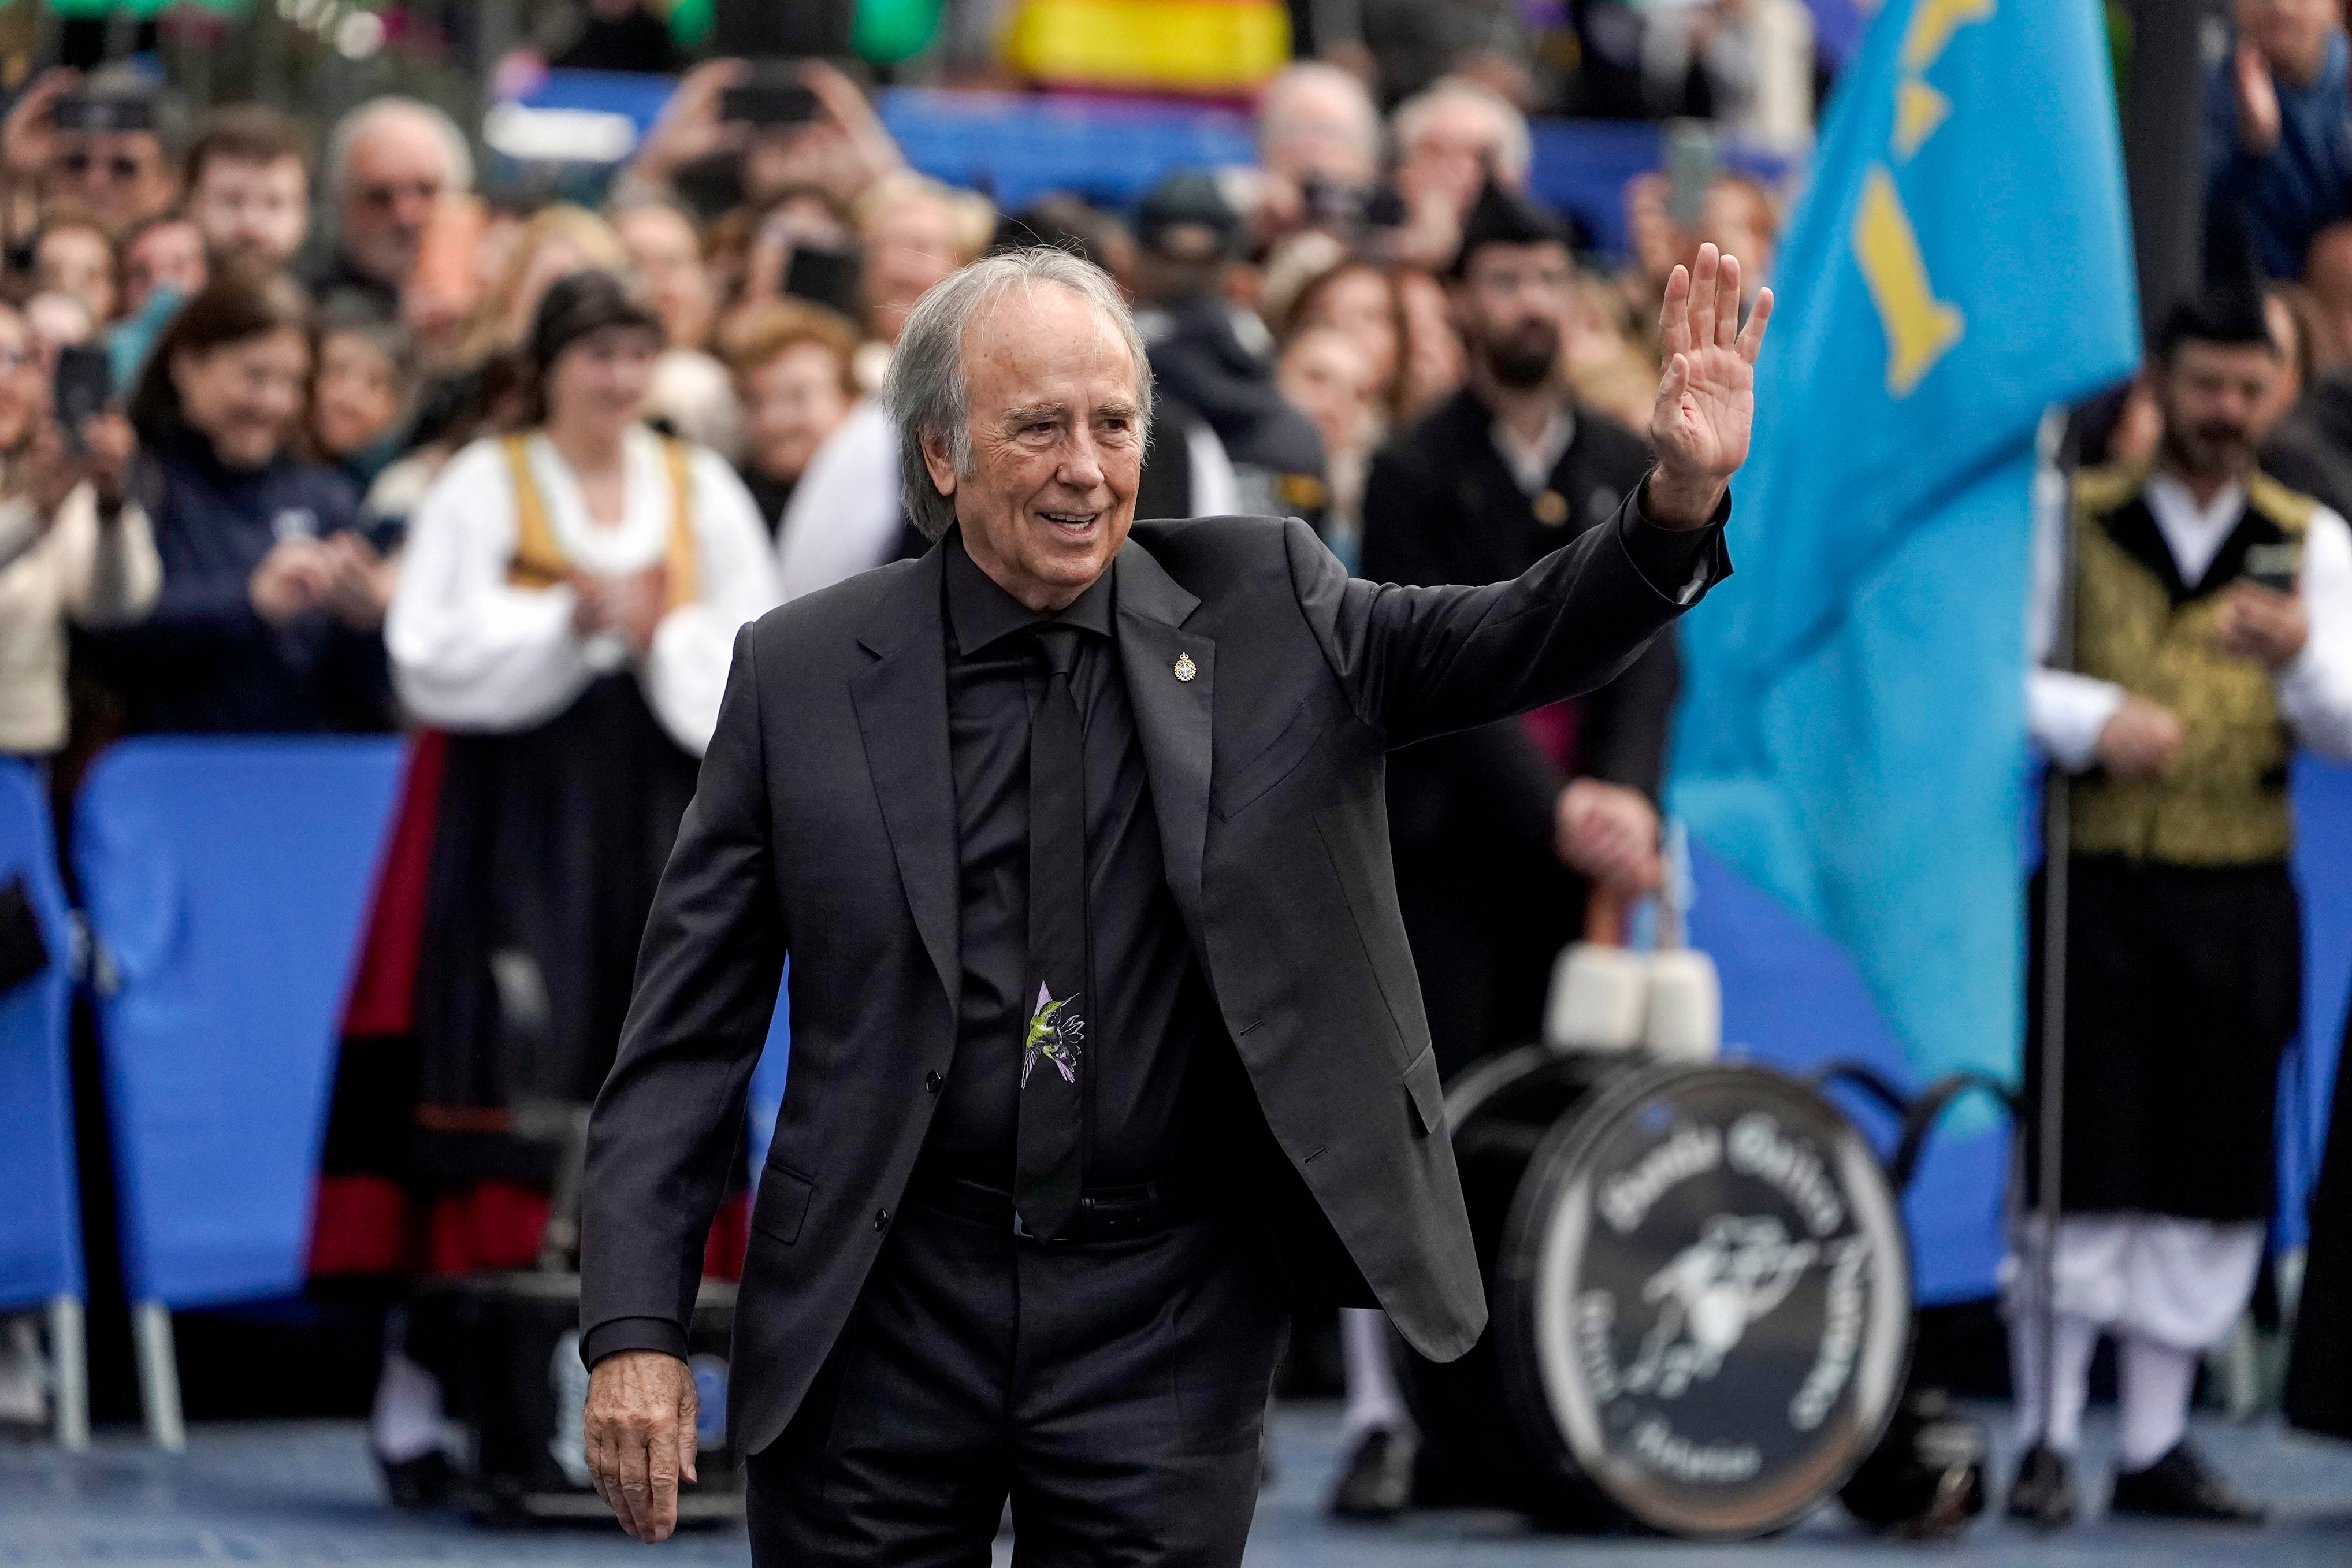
[578,239,1770,1563]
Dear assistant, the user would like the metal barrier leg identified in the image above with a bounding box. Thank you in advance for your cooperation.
[48,1295,87,1451]
[132,1299,184,1451]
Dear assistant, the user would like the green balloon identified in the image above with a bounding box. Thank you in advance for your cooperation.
[854,0,941,64]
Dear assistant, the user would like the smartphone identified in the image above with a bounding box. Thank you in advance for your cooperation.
[52,343,113,456]
[722,80,820,128]
[2245,540,2302,594]
[1664,119,1719,231]
[52,94,155,134]
[783,244,861,318]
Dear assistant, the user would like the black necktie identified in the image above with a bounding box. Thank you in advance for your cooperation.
[1017,625,1088,1238]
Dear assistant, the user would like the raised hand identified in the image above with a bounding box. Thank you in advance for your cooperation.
[2234,42,2282,155]
[1646,243,1773,529]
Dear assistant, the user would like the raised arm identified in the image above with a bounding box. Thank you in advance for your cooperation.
[1306,246,1770,746]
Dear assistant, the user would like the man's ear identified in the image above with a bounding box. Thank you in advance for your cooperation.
[920,432,958,500]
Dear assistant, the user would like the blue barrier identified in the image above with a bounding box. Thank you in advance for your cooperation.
[2286,756,2352,1251]
[1689,841,2007,1306]
[0,760,81,1313]
[75,738,406,1309]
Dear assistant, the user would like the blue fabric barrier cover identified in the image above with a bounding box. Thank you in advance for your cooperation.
[746,964,790,1184]
[2284,756,2352,1251]
[1689,839,2007,1306]
[0,759,81,1310]
[75,738,405,1309]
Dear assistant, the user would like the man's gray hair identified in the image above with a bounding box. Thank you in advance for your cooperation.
[325,96,475,203]
[886,246,1155,543]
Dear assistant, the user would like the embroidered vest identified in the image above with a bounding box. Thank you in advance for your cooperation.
[500,432,699,611]
[2068,458,2311,865]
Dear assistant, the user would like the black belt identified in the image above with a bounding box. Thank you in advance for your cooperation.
[905,1168,1206,1243]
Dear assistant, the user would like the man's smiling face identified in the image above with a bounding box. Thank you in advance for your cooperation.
[923,281,1145,613]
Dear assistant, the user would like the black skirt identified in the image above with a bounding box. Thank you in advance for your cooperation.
[2022,856,2301,1223]
[2287,999,2352,1439]
[411,674,700,1178]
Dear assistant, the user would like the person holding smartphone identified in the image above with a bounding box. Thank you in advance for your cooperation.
[0,298,158,761]
[2012,288,2352,1528]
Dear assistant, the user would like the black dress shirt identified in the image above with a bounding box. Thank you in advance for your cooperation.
[922,531,1229,1191]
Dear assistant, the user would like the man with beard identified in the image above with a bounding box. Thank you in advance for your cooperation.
[1333,180,1683,1518]
[2008,288,2352,1528]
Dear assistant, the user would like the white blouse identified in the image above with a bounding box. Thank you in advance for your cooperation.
[388,425,781,755]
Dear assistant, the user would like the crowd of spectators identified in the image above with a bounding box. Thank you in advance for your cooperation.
[0,14,1796,1489]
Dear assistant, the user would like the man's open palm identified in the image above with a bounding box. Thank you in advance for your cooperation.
[1647,243,1772,526]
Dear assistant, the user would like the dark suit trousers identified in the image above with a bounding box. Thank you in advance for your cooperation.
[745,1191,1290,1567]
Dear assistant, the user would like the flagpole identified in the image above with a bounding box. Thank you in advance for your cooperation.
[2034,409,2082,1456]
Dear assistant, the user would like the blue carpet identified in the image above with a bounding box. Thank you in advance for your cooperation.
[6,1402,2352,1565]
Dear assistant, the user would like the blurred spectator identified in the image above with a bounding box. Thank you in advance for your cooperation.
[1620,167,1779,346]
[1640,0,1816,153]
[1562,269,1659,429]
[119,213,205,318]
[34,217,115,327]
[2260,281,2352,515]
[2206,0,2352,283]
[851,170,994,385]
[314,98,475,322]
[1353,0,1540,106]
[1276,324,1379,566]
[612,199,744,460]
[620,59,905,221]
[314,313,418,491]
[1249,62,1385,245]
[1394,265,1467,416]
[110,213,207,390]
[718,298,858,537]
[1281,258,1407,417]
[1132,172,1327,523]
[451,205,628,373]
[1,65,180,241]
[1389,76,1533,270]
[0,297,158,758]
[552,0,686,75]
[181,103,310,268]
[84,268,393,734]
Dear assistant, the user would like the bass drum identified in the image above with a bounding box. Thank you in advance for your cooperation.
[1400,1047,1912,1539]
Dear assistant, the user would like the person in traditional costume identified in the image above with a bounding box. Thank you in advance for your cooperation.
[2009,288,2352,1526]
[1329,180,1684,1519]
[369,269,778,1502]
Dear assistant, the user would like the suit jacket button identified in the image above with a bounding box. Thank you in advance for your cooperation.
[924,1071,943,1094]
[875,1208,890,1231]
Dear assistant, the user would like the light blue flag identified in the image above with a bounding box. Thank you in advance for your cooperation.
[1671,0,2139,1087]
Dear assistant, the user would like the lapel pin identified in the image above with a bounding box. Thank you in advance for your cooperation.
[1172,652,1197,683]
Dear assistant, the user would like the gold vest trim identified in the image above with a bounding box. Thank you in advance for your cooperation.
[2067,460,2306,865]
[500,432,698,612]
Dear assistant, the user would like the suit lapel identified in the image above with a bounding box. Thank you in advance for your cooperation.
[849,547,960,1008]
[1114,540,1213,940]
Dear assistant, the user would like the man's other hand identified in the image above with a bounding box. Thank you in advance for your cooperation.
[585,1349,699,1543]
[1645,241,1773,528]
[1555,779,1664,895]
[2095,694,2185,779]
[2219,580,2308,669]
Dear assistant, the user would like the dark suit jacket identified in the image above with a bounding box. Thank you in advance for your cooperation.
[580,501,1727,1456]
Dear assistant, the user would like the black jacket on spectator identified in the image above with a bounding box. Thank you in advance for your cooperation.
[1142,292,1325,521]
[82,423,391,734]
[1361,387,1677,1076]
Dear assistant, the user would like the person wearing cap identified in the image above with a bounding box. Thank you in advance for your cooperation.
[1332,181,1688,1518]
[376,274,779,1498]
[1132,170,1328,529]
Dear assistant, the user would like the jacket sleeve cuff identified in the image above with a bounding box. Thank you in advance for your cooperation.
[1619,476,1733,605]
[580,1316,690,1370]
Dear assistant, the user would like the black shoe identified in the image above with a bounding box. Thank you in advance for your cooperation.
[2005,1442,2076,1531]
[2109,1442,2268,1524]
[378,1449,452,1513]
[1329,1426,1417,1520]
